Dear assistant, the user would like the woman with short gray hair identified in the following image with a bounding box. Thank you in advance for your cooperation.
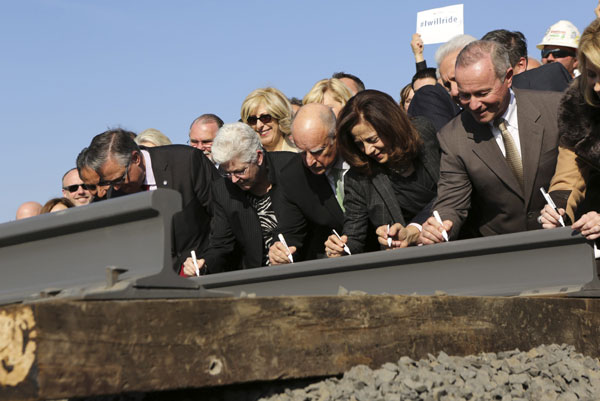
[181,122,297,275]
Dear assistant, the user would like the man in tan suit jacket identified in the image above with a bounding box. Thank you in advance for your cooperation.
[420,40,563,243]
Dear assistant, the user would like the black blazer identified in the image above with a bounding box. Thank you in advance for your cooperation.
[146,145,219,269]
[408,84,461,133]
[203,151,297,274]
[512,62,572,92]
[275,154,345,260]
[343,117,440,254]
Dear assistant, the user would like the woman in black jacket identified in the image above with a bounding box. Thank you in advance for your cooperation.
[325,89,440,257]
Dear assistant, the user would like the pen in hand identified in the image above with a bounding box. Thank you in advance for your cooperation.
[278,234,294,263]
[332,229,352,255]
[540,187,565,227]
[433,210,449,242]
[191,250,200,277]
[386,224,392,248]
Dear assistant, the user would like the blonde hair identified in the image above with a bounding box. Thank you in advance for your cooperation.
[240,87,293,136]
[302,78,353,107]
[135,128,172,147]
[578,18,600,107]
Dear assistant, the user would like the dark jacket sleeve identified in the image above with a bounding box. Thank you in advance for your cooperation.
[342,169,372,254]
[407,84,461,132]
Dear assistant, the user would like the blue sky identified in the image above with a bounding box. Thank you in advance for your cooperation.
[0,1,595,223]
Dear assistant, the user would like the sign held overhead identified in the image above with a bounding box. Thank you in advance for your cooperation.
[417,4,464,45]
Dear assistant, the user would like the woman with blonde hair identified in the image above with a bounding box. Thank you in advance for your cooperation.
[541,18,600,239]
[240,87,297,152]
[135,128,173,147]
[303,78,353,117]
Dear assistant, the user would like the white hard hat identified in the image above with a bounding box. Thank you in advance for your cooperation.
[537,20,580,50]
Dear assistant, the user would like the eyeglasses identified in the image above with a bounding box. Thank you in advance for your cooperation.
[541,48,576,59]
[219,165,249,179]
[98,159,131,187]
[246,114,273,126]
[63,184,97,192]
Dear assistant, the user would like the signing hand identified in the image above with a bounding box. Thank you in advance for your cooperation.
[539,204,566,229]
[572,211,600,240]
[324,233,347,258]
[376,223,421,249]
[268,241,297,265]
[182,256,206,277]
[420,216,453,245]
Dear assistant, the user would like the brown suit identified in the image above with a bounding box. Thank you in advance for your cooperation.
[433,89,563,239]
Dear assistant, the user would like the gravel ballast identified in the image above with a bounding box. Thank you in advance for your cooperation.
[259,344,600,401]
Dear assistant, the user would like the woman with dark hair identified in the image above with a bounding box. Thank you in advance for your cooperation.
[325,89,440,257]
[40,197,75,214]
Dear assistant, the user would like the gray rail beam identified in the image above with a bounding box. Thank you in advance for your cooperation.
[197,227,598,297]
[0,188,597,304]
[0,189,203,305]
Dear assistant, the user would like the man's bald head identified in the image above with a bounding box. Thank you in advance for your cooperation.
[16,201,42,220]
[291,103,338,175]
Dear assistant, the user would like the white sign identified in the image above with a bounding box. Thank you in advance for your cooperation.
[417,4,464,45]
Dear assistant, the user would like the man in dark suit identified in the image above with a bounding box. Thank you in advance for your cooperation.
[420,40,562,243]
[178,123,297,275]
[84,129,219,270]
[268,103,346,264]
[482,29,572,92]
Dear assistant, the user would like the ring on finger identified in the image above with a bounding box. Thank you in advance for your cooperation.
[537,216,543,224]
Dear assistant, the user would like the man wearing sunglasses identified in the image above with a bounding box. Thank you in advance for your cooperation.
[537,20,580,78]
[85,128,220,271]
[61,168,94,206]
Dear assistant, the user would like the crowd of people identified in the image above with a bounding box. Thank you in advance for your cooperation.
[14,10,600,276]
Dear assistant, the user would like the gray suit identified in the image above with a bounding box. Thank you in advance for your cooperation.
[433,89,563,239]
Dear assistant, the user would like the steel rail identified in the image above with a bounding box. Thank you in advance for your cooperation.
[0,189,597,304]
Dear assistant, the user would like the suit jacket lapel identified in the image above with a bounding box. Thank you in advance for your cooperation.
[310,172,344,225]
[515,91,544,207]
[467,115,524,200]
[148,149,170,189]
[371,172,404,223]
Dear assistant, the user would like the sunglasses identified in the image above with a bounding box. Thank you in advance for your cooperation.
[63,184,97,192]
[541,48,576,59]
[246,114,273,126]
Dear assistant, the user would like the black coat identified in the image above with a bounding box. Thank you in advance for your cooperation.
[408,84,461,133]
[512,62,572,93]
[275,154,345,261]
[109,145,219,270]
[203,151,297,273]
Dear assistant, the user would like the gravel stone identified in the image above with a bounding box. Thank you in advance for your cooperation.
[258,344,600,401]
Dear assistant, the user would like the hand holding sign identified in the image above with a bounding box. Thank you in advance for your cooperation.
[417,4,464,45]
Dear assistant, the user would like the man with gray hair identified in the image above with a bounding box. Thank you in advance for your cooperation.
[434,34,478,105]
[269,103,348,264]
[188,113,224,163]
[85,128,219,271]
[180,122,296,275]
[420,40,563,243]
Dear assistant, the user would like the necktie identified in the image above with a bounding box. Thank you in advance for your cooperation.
[332,168,345,212]
[495,118,523,188]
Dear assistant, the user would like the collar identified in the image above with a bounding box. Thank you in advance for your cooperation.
[491,88,517,129]
[141,150,157,188]
[326,157,350,176]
